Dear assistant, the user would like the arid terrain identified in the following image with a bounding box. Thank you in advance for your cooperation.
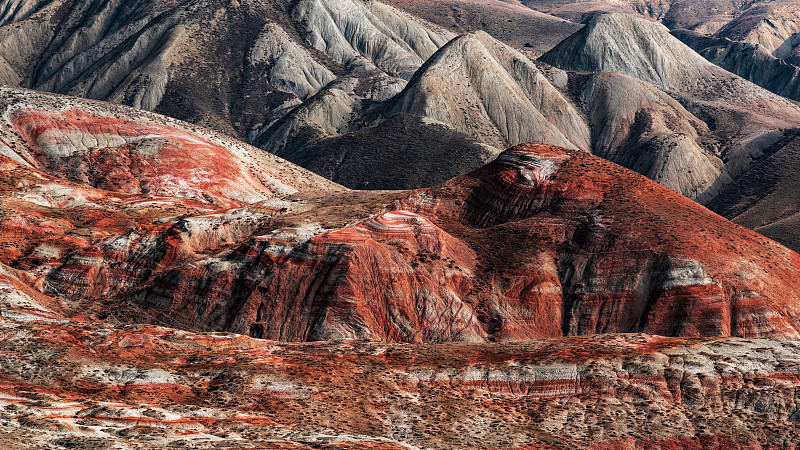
[2,0,800,448]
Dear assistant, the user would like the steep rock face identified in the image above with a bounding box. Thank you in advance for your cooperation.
[30,144,800,342]
[0,318,798,449]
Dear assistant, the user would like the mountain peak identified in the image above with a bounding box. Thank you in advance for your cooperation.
[541,12,714,92]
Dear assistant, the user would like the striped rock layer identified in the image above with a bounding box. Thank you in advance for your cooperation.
[11,136,800,342]
[0,316,797,449]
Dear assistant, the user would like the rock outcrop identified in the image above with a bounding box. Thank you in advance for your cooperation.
[0,317,798,448]
[9,133,800,341]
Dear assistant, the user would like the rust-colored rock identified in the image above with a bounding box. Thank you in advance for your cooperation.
[0,315,798,449]
[2,93,800,448]
[22,141,800,342]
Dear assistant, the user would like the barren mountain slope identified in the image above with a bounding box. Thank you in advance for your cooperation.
[707,132,800,253]
[711,0,800,55]
[382,0,581,53]
[522,0,800,103]
[674,29,800,102]
[4,0,800,200]
[0,0,454,141]
[255,30,592,189]
[540,13,800,202]
[566,69,724,201]
[7,131,800,341]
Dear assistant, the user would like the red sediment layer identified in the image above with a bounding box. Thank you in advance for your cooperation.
[10,108,286,207]
[17,142,800,342]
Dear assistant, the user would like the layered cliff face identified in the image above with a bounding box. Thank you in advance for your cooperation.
[9,136,800,342]
[0,316,799,449]
[0,86,340,282]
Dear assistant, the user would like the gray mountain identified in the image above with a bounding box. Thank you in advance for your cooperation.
[540,13,800,202]
[254,30,591,189]
[674,30,800,102]
[0,0,454,141]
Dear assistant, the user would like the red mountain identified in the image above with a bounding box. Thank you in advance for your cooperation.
[9,135,800,341]
[3,91,800,448]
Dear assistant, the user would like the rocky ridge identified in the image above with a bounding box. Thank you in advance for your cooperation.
[0,0,454,141]
[4,95,800,342]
